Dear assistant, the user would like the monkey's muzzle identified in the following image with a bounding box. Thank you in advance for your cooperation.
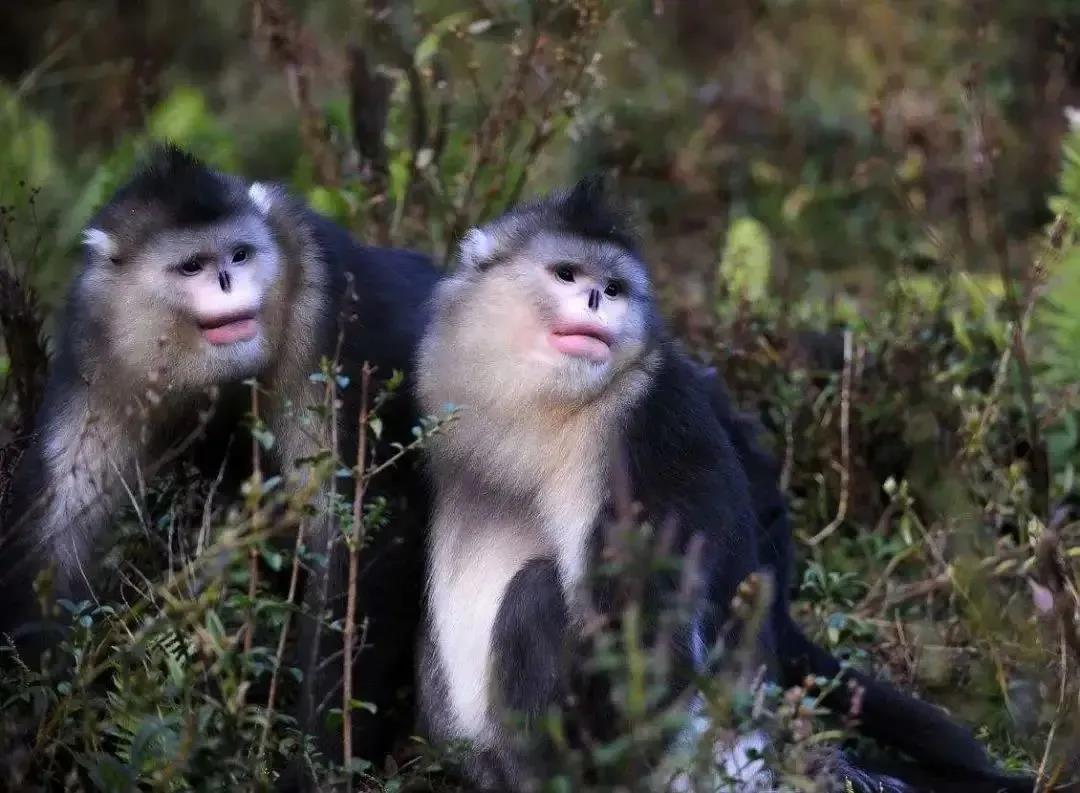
[199,313,258,346]
[549,321,614,363]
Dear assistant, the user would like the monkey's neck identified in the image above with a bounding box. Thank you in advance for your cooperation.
[432,393,622,604]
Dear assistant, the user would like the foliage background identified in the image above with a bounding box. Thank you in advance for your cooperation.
[1,0,1080,790]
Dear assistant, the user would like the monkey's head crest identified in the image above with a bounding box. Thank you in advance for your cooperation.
[83,143,277,263]
[557,174,639,253]
[456,174,639,271]
[117,144,241,227]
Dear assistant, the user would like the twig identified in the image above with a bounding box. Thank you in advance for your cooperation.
[245,382,262,656]
[1034,636,1069,793]
[197,434,234,557]
[859,546,1032,617]
[1034,527,1080,668]
[316,620,368,717]
[961,73,1066,517]
[807,330,853,546]
[297,326,347,745]
[429,57,450,165]
[342,363,372,785]
[451,28,540,233]
[855,542,919,614]
[250,0,339,186]
[779,408,795,494]
[255,513,309,768]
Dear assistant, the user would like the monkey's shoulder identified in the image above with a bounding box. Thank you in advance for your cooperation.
[623,344,761,548]
[305,210,440,300]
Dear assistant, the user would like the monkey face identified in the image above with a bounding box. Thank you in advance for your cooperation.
[515,233,651,396]
[422,231,653,413]
[79,211,283,391]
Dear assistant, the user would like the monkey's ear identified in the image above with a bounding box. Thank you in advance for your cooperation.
[82,228,119,263]
[247,182,275,215]
[457,227,497,269]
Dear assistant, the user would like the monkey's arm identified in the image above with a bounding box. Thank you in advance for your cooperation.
[491,558,569,718]
[485,557,569,790]
[33,392,138,592]
[1,384,139,648]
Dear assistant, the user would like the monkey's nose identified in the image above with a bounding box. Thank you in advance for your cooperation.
[218,270,232,293]
[587,289,601,312]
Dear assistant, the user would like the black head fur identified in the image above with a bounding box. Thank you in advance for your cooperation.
[474,174,640,265]
[102,143,245,230]
[552,175,639,254]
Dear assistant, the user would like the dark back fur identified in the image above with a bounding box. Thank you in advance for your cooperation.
[285,210,442,764]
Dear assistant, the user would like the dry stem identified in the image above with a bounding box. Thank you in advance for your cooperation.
[807,330,853,546]
[245,381,262,656]
[342,363,373,785]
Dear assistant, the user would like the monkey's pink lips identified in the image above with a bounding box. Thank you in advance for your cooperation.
[199,313,258,346]
[549,322,614,363]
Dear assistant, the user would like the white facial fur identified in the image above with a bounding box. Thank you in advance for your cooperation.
[79,212,282,390]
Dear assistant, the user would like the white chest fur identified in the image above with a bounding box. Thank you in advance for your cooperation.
[430,514,545,740]
[428,408,608,744]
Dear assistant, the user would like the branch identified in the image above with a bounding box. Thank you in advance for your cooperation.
[1034,516,1080,669]
[250,0,339,186]
[342,363,372,785]
[807,330,854,546]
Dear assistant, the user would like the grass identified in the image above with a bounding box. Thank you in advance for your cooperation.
[0,1,1079,788]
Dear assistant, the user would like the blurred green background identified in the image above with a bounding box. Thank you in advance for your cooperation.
[1,1,1076,304]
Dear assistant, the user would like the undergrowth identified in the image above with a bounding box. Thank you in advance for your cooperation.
[2,0,1080,790]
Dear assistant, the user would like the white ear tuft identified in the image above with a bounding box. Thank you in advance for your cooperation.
[82,228,117,259]
[458,228,495,267]
[248,182,274,214]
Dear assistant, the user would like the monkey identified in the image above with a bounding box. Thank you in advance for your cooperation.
[413,178,1036,793]
[0,144,440,769]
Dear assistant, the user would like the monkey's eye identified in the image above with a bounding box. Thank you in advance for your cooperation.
[554,265,576,283]
[178,257,204,276]
[232,246,252,264]
[604,281,622,298]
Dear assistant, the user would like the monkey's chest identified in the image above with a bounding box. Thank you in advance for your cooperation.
[428,490,601,740]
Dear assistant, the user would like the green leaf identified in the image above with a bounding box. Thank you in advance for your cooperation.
[252,426,276,451]
[81,752,136,793]
[204,610,227,652]
[414,12,471,67]
[129,716,179,772]
[347,698,378,714]
[346,757,373,775]
[717,215,771,306]
[261,548,285,572]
